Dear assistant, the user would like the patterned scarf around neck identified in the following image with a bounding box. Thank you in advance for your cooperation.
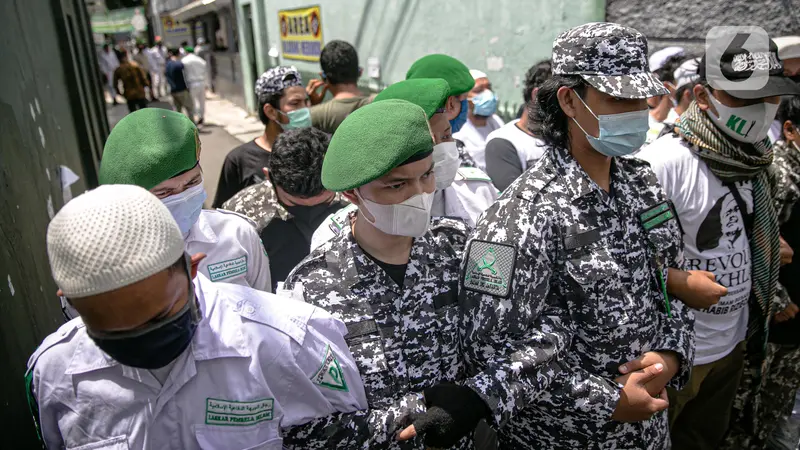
[677,101,780,357]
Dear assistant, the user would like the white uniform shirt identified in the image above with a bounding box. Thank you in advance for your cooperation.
[98,50,119,74]
[149,46,167,71]
[434,167,498,227]
[181,53,207,86]
[637,134,751,365]
[453,114,505,171]
[28,274,368,450]
[188,210,271,292]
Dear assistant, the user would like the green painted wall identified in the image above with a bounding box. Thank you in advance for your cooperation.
[237,0,605,117]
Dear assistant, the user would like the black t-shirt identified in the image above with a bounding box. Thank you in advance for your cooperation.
[212,140,271,208]
[260,200,347,290]
[770,200,800,345]
[364,251,408,287]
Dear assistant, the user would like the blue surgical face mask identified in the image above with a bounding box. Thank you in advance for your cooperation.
[279,107,312,130]
[450,99,468,133]
[86,254,201,369]
[161,183,207,237]
[472,89,498,117]
[572,94,649,157]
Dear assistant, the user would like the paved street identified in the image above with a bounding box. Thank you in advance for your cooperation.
[105,92,263,206]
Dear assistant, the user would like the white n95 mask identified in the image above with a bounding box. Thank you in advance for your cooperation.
[356,190,435,238]
[705,89,778,144]
[161,183,207,238]
[432,141,460,190]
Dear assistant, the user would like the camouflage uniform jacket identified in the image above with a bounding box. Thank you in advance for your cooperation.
[459,145,695,449]
[221,179,347,233]
[281,215,471,449]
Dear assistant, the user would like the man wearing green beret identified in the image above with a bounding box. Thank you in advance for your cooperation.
[281,100,489,449]
[407,54,479,168]
[97,108,271,296]
[309,78,498,251]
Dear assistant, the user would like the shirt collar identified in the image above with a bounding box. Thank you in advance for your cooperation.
[552,146,623,204]
[64,273,249,377]
[186,211,217,245]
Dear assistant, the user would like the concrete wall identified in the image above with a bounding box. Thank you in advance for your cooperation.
[236,0,606,117]
[1,0,106,444]
[607,0,800,54]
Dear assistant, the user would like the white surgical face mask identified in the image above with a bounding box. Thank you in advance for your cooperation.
[572,94,650,157]
[356,189,434,238]
[161,183,207,238]
[705,89,779,144]
[432,141,460,190]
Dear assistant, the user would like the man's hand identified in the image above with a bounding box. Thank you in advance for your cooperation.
[775,302,799,323]
[780,236,794,266]
[617,351,680,397]
[396,383,489,447]
[668,269,728,310]
[611,363,670,422]
[306,79,327,105]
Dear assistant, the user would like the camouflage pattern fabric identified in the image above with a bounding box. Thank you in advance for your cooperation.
[722,343,800,449]
[459,144,695,449]
[254,65,303,102]
[456,139,477,168]
[772,140,800,226]
[220,179,290,232]
[220,179,346,233]
[281,216,471,449]
[552,22,668,99]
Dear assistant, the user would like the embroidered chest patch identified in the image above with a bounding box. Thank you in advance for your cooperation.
[207,255,248,282]
[205,398,274,426]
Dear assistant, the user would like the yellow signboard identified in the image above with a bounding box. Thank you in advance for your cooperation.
[278,6,323,62]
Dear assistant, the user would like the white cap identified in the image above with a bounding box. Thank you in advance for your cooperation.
[47,184,185,298]
[674,57,701,89]
[774,36,800,61]
[469,69,488,80]
[649,46,685,72]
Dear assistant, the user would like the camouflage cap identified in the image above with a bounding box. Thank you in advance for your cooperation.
[552,22,668,99]
[255,66,304,103]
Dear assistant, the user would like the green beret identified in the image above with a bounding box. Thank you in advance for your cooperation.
[185,46,194,53]
[373,78,450,119]
[406,54,475,96]
[99,108,199,190]
[322,99,434,192]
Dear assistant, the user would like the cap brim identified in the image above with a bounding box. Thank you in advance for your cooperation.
[726,75,800,100]
[580,72,669,99]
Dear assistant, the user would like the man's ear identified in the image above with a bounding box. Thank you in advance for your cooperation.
[531,87,539,104]
[263,103,281,123]
[190,253,207,279]
[57,289,64,297]
[557,87,579,118]
[341,189,359,205]
[784,120,798,141]
[694,84,711,112]
[262,167,269,178]
[445,96,460,120]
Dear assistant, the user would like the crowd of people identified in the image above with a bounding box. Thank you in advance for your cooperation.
[25,21,800,450]
[98,37,210,122]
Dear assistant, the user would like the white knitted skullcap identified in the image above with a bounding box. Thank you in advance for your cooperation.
[469,69,488,80]
[46,184,185,298]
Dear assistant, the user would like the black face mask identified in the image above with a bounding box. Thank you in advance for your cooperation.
[86,262,200,369]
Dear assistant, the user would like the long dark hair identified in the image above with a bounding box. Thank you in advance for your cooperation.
[529,75,587,151]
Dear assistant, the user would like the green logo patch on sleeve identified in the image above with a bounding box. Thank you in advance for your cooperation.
[311,344,349,392]
[463,240,516,297]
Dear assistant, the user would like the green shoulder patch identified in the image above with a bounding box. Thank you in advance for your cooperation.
[638,201,677,231]
[463,240,516,297]
[311,344,349,392]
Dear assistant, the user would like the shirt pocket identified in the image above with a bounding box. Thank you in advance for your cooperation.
[346,333,394,406]
[67,435,129,450]
[194,423,281,450]
[564,245,634,330]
